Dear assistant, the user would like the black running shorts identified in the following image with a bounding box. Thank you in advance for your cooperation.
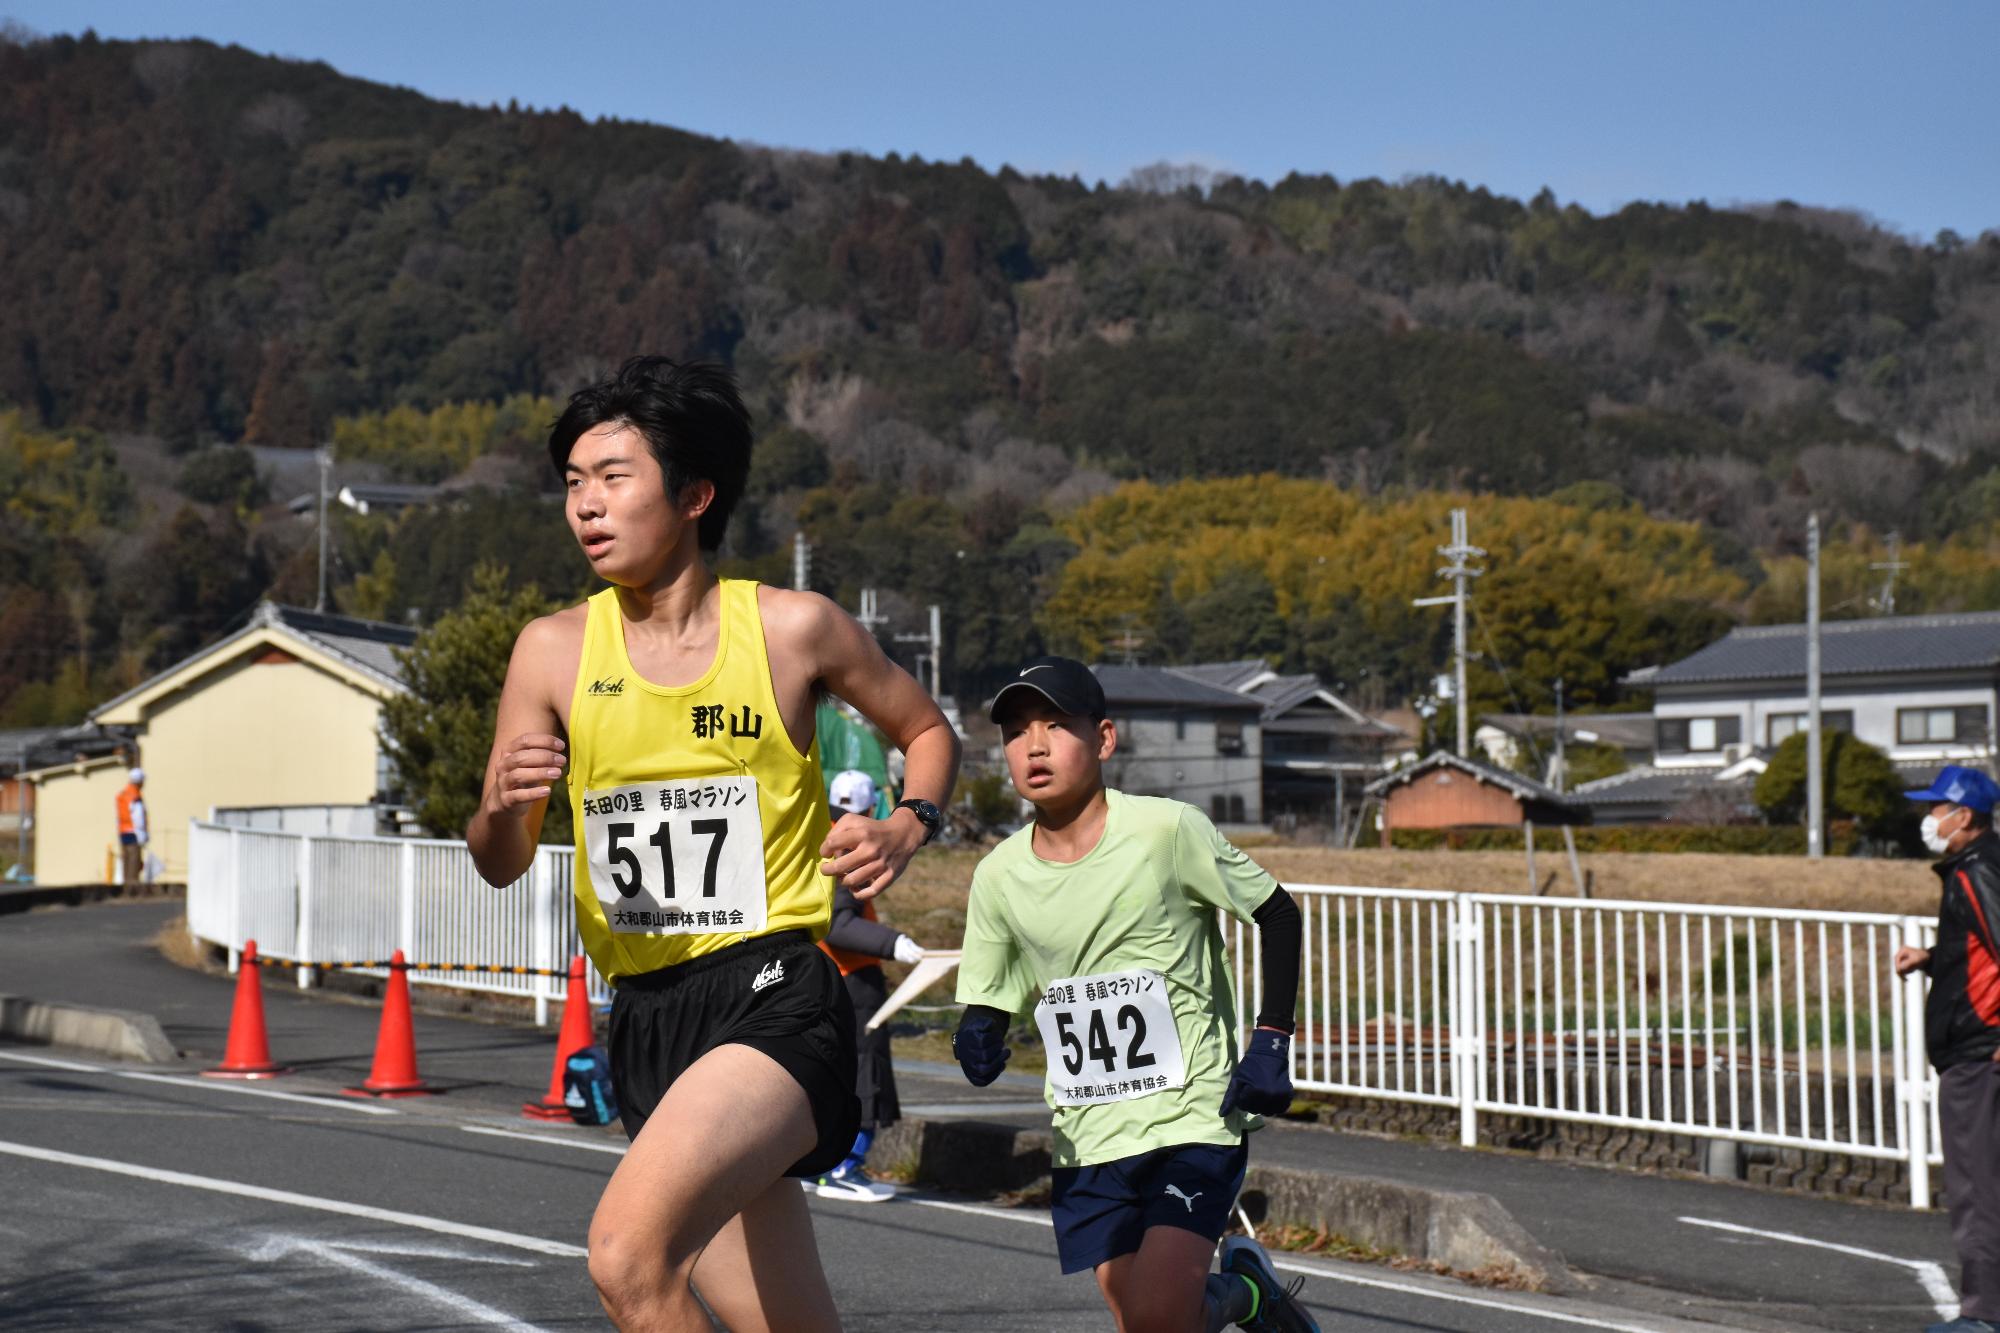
[608,929,861,1179]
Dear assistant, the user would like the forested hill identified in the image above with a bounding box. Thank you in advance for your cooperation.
[2,30,1999,740]
[4,30,1999,547]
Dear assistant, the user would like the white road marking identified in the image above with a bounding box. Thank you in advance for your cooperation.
[893,1197,1693,1331]
[463,1125,627,1156]
[0,1049,107,1072]
[0,1139,587,1259]
[118,1070,401,1116]
[245,1234,546,1332]
[1678,1215,1956,1321]
[0,1050,399,1116]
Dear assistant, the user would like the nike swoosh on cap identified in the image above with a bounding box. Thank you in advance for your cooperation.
[1020,665,1056,675]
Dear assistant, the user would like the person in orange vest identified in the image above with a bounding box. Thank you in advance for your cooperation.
[115,767,148,887]
[815,768,926,1201]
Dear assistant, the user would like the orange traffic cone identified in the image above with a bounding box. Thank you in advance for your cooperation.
[524,955,595,1120]
[343,950,435,1098]
[203,940,290,1079]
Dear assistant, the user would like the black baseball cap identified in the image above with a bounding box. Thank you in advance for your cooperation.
[987,655,1107,724]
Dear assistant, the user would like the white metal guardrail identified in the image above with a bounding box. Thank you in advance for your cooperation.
[190,821,1945,1206]
[1231,885,1945,1208]
[188,820,607,1024]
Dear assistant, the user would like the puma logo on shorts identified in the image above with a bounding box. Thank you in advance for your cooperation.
[751,958,785,992]
[1164,1184,1202,1211]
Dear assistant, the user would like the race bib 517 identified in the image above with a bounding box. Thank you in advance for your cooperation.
[582,776,768,936]
[1033,967,1186,1106]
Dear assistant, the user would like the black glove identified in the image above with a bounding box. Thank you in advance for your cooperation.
[1220,1027,1293,1116]
[952,1009,1011,1087]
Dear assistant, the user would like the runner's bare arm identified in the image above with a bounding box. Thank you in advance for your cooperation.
[770,591,960,898]
[467,615,571,887]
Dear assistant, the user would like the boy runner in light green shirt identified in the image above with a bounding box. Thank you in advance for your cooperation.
[955,656,1318,1333]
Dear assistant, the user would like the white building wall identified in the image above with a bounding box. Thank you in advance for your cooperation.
[1102,713,1263,823]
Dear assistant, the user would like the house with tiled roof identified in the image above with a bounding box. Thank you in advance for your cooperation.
[22,603,416,884]
[1572,611,2000,825]
[1172,659,1409,825]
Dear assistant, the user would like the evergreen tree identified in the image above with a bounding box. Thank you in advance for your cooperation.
[379,564,568,844]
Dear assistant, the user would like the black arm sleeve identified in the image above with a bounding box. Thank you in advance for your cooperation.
[821,885,907,959]
[1250,886,1302,1034]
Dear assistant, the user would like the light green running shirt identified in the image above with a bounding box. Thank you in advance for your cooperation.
[955,789,1278,1167]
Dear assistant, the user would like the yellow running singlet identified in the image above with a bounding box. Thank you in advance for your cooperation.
[565,578,833,982]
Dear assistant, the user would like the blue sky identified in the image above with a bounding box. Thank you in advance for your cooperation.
[9,1,1996,239]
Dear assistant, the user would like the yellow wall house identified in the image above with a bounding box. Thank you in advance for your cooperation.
[26,603,414,884]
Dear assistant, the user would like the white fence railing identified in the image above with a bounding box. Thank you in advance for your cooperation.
[190,821,1944,1207]
[188,820,608,1025]
[1230,885,1944,1208]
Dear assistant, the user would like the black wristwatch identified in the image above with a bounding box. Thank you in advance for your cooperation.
[894,798,942,845]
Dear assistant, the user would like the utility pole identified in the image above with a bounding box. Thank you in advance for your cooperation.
[1806,513,1825,859]
[1413,508,1485,757]
[855,589,887,632]
[1870,533,1907,616]
[1553,677,1566,793]
[791,532,811,592]
[894,604,943,697]
[315,446,332,613]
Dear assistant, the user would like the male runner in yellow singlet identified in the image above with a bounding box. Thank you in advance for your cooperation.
[467,356,960,1332]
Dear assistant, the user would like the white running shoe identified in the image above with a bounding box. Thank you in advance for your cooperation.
[814,1172,896,1202]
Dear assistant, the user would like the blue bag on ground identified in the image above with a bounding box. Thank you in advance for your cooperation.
[563,1044,619,1126]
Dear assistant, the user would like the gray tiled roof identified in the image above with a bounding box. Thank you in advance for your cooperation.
[1482,712,1656,750]
[269,605,416,687]
[1365,750,1576,807]
[1571,765,1750,807]
[1093,664,1264,711]
[1648,612,2000,686]
[1167,660,1268,692]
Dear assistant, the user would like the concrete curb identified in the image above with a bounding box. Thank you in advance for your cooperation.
[875,1116,1576,1293]
[0,993,179,1064]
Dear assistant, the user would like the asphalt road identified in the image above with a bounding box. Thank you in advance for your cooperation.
[0,899,1967,1331]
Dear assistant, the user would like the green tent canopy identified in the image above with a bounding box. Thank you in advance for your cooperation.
[815,700,895,818]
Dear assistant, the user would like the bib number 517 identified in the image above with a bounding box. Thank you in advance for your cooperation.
[605,818,730,899]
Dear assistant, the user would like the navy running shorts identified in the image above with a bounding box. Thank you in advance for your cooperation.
[608,929,861,1179]
[1050,1140,1249,1273]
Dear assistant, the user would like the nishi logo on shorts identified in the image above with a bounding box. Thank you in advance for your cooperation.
[587,677,625,696]
[750,958,785,992]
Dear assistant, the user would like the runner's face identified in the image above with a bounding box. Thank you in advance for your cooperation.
[999,697,1115,809]
[562,423,710,582]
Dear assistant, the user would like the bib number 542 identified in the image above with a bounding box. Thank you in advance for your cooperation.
[1053,1005,1158,1077]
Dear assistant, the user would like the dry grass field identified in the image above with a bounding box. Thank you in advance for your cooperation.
[873,845,1942,952]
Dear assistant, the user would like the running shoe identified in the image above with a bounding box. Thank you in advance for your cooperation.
[813,1161,896,1202]
[1218,1235,1318,1332]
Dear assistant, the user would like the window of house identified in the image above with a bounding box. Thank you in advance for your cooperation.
[1767,711,1853,746]
[1898,705,1992,745]
[1211,793,1229,820]
[1215,719,1244,754]
[1227,794,1246,822]
[1175,717,1186,741]
[1657,715,1741,754]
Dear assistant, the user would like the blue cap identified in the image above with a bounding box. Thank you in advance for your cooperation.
[1903,765,2000,814]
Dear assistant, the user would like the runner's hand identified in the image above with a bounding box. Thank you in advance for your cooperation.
[1894,946,1930,978]
[488,733,566,817]
[953,1011,1010,1087]
[892,935,925,965]
[818,810,925,900]
[1220,1027,1293,1116]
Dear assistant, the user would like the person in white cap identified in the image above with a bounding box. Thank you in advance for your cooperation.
[815,768,927,1200]
[115,767,148,888]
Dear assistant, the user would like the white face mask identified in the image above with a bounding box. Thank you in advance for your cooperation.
[1921,810,1959,856]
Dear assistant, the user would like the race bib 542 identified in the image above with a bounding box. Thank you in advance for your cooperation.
[582,777,768,936]
[1033,967,1186,1106]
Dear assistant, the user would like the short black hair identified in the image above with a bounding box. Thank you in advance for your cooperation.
[548,356,752,553]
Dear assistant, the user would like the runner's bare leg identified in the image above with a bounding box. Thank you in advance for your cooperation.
[1095,1225,1217,1333]
[588,1043,840,1332]
[691,1176,839,1332]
